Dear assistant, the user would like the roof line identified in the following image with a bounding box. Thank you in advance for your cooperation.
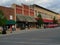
[0,6,13,10]
[33,4,59,15]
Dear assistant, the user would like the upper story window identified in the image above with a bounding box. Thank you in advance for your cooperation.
[30,5,34,9]
[10,15,13,20]
[35,10,37,16]
[38,12,40,15]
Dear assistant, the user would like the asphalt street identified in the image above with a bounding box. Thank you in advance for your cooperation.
[0,27,60,45]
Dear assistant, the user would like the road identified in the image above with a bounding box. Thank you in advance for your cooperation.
[0,27,60,45]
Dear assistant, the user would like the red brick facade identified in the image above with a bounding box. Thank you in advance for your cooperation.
[23,4,29,16]
[15,4,34,16]
[16,5,22,14]
[0,6,15,20]
[30,9,34,16]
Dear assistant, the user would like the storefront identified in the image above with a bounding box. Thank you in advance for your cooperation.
[25,16,37,29]
[16,15,26,30]
[16,14,37,29]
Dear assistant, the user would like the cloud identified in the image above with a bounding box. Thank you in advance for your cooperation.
[45,0,60,13]
[34,0,60,13]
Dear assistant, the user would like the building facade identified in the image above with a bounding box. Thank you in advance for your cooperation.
[0,4,60,29]
[0,6,15,20]
[32,4,59,20]
[12,4,37,29]
[32,4,60,25]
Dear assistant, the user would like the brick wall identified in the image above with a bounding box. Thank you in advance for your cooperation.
[0,6,15,20]
[16,5,22,14]
[30,9,34,16]
[15,4,34,16]
[23,4,29,16]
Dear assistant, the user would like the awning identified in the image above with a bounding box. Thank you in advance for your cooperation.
[24,16,32,22]
[30,16,37,22]
[6,20,16,25]
[43,19,53,23]
[35,18,53,23]
[16,15,26,21]
[25,16,37,22]
[16,14,37,22]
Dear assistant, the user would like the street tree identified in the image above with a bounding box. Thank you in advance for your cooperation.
[53,16,58,24]
[37,13,43,28]
[0,10,7,34]
[0,10,7,26]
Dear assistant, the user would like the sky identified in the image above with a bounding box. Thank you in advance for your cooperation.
[0,0,60,13]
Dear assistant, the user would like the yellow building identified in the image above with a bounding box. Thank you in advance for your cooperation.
[30,4,60,24]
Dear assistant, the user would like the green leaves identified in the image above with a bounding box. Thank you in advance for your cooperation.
[37,13,43,27]
[0,10,7,26]
[53,16,58,24]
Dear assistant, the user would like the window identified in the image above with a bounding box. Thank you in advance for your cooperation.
[10,15,13,20]
[35,10,37,16]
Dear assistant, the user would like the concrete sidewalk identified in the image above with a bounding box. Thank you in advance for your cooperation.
[0,28,43,36]
[5,28,45,36]
[0,27,59,36]
[6,27,60,35]
[6,28,39,35]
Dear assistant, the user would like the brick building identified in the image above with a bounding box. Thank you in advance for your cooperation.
[0,4,60,29]
[12,4,37,29]
[0,6,15,20]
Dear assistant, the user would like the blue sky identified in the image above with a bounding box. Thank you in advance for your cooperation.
[0,0,60,13]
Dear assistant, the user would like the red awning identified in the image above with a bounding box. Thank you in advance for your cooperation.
[43,19,53,23]
[35,18,53,23]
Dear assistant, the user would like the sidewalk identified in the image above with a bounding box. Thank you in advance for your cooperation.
[5,28,44,36]
[0,28,44,36]
[0,27,58,36]
[8,27,59,35]
[6,28,38,34]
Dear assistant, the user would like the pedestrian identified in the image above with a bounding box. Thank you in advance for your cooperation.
[12,25,16,31]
